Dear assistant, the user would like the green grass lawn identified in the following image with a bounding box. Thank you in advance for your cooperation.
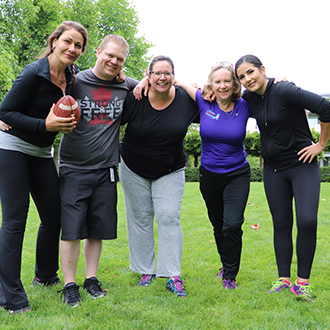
[1,182,330,329]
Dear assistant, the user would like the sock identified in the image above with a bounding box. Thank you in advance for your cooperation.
[86,277,98,281]
[64,282,76,288]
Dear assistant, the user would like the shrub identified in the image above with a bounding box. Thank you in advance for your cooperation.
[185,167,199,182]
[250,166,263,182]
[321,166,330,182]
[185,166,330,183]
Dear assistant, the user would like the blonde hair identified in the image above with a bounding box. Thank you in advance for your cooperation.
[204,62,241,102]
[99,35,130,57]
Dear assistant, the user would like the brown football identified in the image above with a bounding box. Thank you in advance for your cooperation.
[53,95,80,123]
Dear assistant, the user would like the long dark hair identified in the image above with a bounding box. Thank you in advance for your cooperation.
[40,21,88,84]
[234,54,263,77]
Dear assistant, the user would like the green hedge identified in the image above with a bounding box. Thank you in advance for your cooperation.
[321,167,330,182]
[185,167,200,182]
[185,166,330,182]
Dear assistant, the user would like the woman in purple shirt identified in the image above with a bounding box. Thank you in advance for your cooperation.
[176,61,251,289]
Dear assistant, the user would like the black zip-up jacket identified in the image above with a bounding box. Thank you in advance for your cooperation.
[0,57,75,147]
[243,78,330,172]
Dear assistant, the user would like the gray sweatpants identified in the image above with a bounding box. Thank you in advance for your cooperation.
[119,159,185,277]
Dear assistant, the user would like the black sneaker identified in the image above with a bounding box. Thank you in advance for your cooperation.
[9,306,31,315]
[32,276,61,287]
[83,277,106,298]
[58,283,81,307]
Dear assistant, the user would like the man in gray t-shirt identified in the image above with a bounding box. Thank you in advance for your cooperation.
[58,35,140,307]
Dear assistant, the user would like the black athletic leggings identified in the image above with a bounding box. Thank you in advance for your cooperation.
[0,149,61,310]
[263,162,320,279]
[199,163,250,280]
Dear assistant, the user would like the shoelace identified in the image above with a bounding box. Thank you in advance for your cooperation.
[223,279,235,288]
[173,278,186,291]
[272,279,288,289]
[141,275,152,282]
[298,284,313,297]
[57,284,80,300]
[86,279,102,291]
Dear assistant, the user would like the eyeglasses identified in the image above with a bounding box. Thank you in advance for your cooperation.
[150,71,174,78]
[211,61,234,70]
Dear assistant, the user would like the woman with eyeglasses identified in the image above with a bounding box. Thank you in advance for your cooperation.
[175,62,251,290]
[235,55,330,302]
[119,55,199,297]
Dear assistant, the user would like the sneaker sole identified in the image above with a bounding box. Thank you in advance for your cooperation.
[89,293,106,299]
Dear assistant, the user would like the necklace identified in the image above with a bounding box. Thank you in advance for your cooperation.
[58,73,64,84]
[222,108,234,116]
[217,99,234,116]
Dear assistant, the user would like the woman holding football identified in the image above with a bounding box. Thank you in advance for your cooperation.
[0,21,88,314]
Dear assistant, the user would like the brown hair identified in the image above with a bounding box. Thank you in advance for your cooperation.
[41,21,88,84]
[148,55,175,74]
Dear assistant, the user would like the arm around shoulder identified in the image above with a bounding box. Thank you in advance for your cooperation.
[174,81,197,101]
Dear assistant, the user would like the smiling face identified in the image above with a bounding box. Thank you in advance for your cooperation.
[211,68,235,103]
[52,29,84,66]
[93,41,128,80]
[148,60,174,94]
[236,62,268,95]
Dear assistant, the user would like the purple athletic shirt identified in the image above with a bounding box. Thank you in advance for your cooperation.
[196,90,251,174]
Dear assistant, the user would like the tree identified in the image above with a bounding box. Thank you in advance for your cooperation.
[0,0,65,71]
[62,0,152,79]
[0,43,16,100]
[244,131,263,167]
[0,0,153,103]
[184,124,201,167]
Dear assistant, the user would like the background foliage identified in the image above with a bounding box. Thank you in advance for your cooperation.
[0,0,153,102]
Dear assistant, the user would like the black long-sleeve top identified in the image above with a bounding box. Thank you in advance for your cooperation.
[0,57,74,147]
[243,78,330,172]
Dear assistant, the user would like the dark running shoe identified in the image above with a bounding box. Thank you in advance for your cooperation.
[83,277,106,298]
[166,276,187,297]
[32,276,61,287]
[223,279,237,289]
[138,274,156,287]
[10,307,31,315]
[58,283,81,307]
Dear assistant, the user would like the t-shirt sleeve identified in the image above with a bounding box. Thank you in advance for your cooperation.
[125,77,139,91]
[121,92,137,124]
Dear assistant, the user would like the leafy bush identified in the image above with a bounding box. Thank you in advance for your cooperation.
[250,166,263,182]
[185,167,200,182]
[321,167,330,182]
[185,166,264,182]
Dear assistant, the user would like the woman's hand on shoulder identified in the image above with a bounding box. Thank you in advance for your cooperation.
[116,71,126,83]
[274,77,288,84]
[46,105,77,134]
[202,84,215,101]
[133,76,150,100]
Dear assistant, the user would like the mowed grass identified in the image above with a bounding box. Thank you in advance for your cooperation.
[1,182,330,329]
